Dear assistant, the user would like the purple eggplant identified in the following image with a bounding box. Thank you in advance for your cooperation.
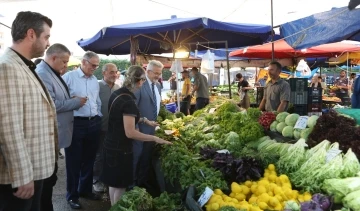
[300,201,323,211]
[311,193,332,211]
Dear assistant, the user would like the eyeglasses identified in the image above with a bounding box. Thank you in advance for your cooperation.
[86,60,99,69]
[149,69,161,76]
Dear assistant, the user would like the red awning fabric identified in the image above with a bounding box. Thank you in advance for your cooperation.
[229,40,360,59]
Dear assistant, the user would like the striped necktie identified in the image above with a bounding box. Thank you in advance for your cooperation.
[151,83,157,119]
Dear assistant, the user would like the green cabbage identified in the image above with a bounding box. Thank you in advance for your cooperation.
[343,189,360,211]
[270,120,279,132]
[307,115,319,128]
[323,177,360,203]
[276,122,287,133]
[282,125,294,138]
[285,113,300,126]
[276,112,289,122]
[293,129,301,140]
[300,128,313,140]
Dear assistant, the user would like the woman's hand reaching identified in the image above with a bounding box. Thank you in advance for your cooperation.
[153,136,172,145]
[145,119,160,127]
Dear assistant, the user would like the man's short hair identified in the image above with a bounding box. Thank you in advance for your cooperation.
[11,11,52,42]
[46,43,70,56]
[191,67,198,72]
[102,63,117,73]
[351,73,356,76]
[318,76,322,79]
[269,61,282,71]
[236,73,243,79]
[83,51,99,61]
[146,60,164,71]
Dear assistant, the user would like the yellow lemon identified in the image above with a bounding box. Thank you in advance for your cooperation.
[256,185,267,196]
[234,193,246,201]
[258,192,270,203]
[242,185,250,195]
[245,180,253,188]
[231,182,242,194]
[258,201,268,210]
[268,164,276,171]
[214,189,224,195]
[269,196,280,207]
[248,196,258,204]
[211,203,220,210]
[251,184,258,194]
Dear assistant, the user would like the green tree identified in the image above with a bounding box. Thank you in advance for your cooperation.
[162,68,172,80]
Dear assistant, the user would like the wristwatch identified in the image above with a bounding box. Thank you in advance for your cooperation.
[142,117,148,123]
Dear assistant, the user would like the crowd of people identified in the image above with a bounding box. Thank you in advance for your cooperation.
[0,10,216,211]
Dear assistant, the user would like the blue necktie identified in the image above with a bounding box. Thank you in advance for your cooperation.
[151,83,157,119]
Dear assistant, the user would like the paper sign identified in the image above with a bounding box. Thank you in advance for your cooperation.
[326,148,342,163]
[294,116,309,129]
[197,187,213,207]
[209,108,216,114]
[216,149,230,154]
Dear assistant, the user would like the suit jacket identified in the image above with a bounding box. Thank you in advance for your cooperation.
[36,61,82,148]
[0,48,58,187]
[134,80,161,135]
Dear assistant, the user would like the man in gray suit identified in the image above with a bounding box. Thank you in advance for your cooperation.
[36,43,86,210]
[133,60,163,189]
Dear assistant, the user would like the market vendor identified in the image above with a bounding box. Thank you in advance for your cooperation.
[236,73,252,109]
[334,70,349,102]
[180,69,191,115]
[259,61,290,112]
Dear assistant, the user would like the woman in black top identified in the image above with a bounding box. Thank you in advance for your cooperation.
[100,65,172,206]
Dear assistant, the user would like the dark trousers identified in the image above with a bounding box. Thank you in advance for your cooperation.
[40,162,58,211]
[93,131,106,182]
[0,180,44,211]
[133,140,155,187]
[65,117,101,201]
[180,95,191,115]
[196,97,209,110]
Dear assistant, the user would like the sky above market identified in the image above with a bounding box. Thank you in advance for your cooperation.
[0,0,351,58]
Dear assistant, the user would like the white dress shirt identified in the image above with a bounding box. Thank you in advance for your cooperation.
[146,75,160,115]
[62,68,102,117]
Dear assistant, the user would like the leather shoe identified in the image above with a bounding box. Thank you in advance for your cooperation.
[68,199,81,209]
[79,192,101,200]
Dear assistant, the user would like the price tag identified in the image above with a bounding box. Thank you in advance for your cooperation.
[294,116,309,129]
[197,187,213,207]
[216,149,230,154]
[326,148,342,163]
[164,130,175,135]
[209,108,216,114]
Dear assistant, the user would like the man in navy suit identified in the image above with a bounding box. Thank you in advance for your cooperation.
[133,60,163,189]
[36,43,86,210]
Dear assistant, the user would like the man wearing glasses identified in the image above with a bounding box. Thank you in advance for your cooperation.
[62,51,103,209]
[133,60,163,190]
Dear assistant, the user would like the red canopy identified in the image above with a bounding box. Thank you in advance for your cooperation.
[229,40,360,59]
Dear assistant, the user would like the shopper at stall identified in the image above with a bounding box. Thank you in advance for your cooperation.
[191,67,209,110]
[259,61,290,112]
[62,51,102,209]
[133,60,163,190]
[93,63,120,193]
[334,70,349,102]
[180,69,191,115]
[236,73,252,109]
[258,75,268,87]
[352,75,360,108]
[309,76,324,88]
[168,72,177,96]
[100,65,171,206]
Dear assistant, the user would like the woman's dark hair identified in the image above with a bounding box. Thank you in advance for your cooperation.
[12,11,52,42]
[123,65,145,90]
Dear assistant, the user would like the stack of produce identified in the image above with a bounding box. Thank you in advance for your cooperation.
[269,112,318,140]
[205,164,315,211]
[110,187,183,211]
[308,110,360,159]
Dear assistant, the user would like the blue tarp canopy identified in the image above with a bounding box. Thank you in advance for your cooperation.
[77,17,271,55]
[280,7,360,50]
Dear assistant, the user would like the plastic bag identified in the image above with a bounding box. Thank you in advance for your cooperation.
[170,59,183,73]
[200,50,215,74]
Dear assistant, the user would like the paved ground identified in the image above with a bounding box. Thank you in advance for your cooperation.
[53,150,111,211]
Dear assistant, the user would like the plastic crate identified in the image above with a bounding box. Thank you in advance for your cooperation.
[294,104,308,115]
[308,87,322,97]
[185,185,202,211]
[289,78,308,92]
[290,91,308,104]
[308,103,322,112]
[308,96,322,104]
